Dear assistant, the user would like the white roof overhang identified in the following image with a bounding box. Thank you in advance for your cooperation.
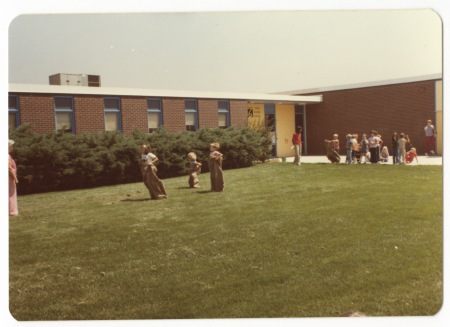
[9,84,322,105]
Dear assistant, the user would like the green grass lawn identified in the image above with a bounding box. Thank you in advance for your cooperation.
[9,163,443,320]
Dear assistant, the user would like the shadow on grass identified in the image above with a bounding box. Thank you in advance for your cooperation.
[196,190,225,194]
[120,198,151,202]
[196,190,213,194]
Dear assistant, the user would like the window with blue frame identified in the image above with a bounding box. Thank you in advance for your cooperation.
[8,95,20,129]
[54,96,74,133]
[185,99,198,131]
[264,104,276,157]
[147,98,163,132]
[218,100,230,129]
[104,98,122,132]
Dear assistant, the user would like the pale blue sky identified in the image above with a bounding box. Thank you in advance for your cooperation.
[8,10,442,93]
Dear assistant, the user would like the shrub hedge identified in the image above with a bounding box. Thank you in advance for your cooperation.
[9,125,273,194]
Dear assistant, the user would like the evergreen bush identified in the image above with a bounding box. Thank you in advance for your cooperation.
[9,124,272,194]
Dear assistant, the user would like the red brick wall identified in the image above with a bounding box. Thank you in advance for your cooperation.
[15,95,248,134]
[18,94,55,133]
[121,97,148,133]
[230,100,248,127]
[13,92,250,134]
[162,98,185,132]
[74,96,104,133]
[304,81,436,155]
[198,99,219,128]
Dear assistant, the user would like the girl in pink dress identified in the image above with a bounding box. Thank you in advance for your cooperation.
[9,140,19,216]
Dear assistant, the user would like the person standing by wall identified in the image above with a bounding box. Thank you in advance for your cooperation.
[292,126,302,166]
[397,133,410,164]
[368,131,381,164]
[424,120,436,155]
[391,132,399,164]
[345,134,353,164]
[360,133,369,164]
[351,134,359,163]
[9,139,19,216]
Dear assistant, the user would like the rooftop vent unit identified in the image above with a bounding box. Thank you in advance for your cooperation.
[49,73,101,87]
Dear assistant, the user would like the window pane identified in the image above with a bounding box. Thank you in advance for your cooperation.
[9,96,18,109]
[185,100,197,110]
[148,112,160,129]
[104,98,120,110]
[265,114,275,129]
[218,113,227,128]
[56,112,72,131]
[55,97,72,109]
[105,112,118,131]
[9,113,17,129]
[147,99,161,110]
[218,101,228,110]
[185,112,195,126]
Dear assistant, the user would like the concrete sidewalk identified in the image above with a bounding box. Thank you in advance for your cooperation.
[281,155,442,165]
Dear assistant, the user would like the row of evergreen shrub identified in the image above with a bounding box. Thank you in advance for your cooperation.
[9,124,273,194]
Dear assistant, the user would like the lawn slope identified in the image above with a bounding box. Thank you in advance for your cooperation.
[9,163,443,320]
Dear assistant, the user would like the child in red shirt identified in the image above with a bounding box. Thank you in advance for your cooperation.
[292,126,302,165]
[405,147,419,164]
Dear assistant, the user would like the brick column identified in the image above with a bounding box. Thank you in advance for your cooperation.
[162,98,185,132]
[121,97,148,134]
[19,94,55,133]
[198,99,218,128]
[74,96,104,134]
[230,100,248,128]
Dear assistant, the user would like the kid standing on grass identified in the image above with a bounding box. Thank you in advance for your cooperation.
[397,133,410,164]
[345,134,353,164]
[360,134,369,164]
[368,131,381,164]
[351,134,359,163]
[208,143,224,192]
[187,152,202,188]
[392,132,399,164]
[292,126,302,165]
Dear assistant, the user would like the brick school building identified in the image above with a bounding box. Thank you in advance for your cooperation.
[8,74,442,157]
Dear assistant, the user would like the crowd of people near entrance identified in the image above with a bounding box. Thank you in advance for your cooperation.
[322,120,436,165]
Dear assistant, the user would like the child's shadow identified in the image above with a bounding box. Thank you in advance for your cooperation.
[177,187,192,190]
[196,190,213,194]
[120,198,151,202]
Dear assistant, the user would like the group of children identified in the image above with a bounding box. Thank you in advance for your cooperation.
[186,142,224,191]
[326,131,418,165]
[139,142,224,200]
